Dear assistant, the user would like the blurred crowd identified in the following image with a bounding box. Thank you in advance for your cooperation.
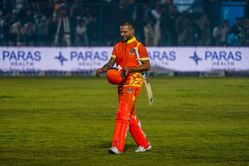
[0,0,248,46]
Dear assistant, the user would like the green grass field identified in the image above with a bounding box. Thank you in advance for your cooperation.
[0,77,249,166]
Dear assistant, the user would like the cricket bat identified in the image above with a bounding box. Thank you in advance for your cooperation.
[142,72,153,106]
[134,47,154,106]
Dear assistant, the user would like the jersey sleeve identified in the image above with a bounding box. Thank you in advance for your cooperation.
[111,44,118,59]
[138,44,149,61]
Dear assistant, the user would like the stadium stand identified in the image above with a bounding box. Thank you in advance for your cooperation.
[0,0,248,47]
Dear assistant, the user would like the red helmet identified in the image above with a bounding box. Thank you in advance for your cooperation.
[106,69,124,85]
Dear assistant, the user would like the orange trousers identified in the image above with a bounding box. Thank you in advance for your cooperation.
[111,86,150,152]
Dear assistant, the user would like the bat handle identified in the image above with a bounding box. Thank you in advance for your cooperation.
[142,71,148,79]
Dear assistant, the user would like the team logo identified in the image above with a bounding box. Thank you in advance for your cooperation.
[189,51,202,65]
[129,49,135,55]
[55,52,68,66]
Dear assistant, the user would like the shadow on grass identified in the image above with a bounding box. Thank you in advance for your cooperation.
[90,141,136,153]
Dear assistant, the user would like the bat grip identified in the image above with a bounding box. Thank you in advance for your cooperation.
[142,71,148,79]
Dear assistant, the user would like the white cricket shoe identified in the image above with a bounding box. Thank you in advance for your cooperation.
[109,146,122,154]
[135,145,152,153]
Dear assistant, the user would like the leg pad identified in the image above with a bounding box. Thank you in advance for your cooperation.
[129,114,150,148]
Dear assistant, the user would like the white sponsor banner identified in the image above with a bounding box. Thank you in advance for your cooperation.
[148,47,249,71]
[0,47,249,72]
[0,47,111,71]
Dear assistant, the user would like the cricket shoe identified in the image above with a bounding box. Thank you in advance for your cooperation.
[135,145,152,153]
[108,146,122,154]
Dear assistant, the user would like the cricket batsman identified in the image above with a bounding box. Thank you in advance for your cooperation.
[96,20,152,154]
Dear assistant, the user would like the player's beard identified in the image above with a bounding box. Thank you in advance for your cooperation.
[123,35,134,43]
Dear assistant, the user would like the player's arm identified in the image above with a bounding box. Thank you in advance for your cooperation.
[96,57,116,77]
[124,59,150,76]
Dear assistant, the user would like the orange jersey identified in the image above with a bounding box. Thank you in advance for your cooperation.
[112,37,149,87]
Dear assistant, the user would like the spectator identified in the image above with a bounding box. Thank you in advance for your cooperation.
[36,18,50,46]
[87,15,98,46]
[196,13,211,46]
[9,20,23,46]
[23,19,36,46]
[144,20,154,46]
[0,10,8,46]
[192,15,202,46]
[227,29,241,46]
[212,24,220,46]
[175,12,193,46]
[161,4,179,46]
[74,18,89,46]
[230,17,243,39]
[47,17,57,46]
[218,20,229,46]
[150,4,163,46]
